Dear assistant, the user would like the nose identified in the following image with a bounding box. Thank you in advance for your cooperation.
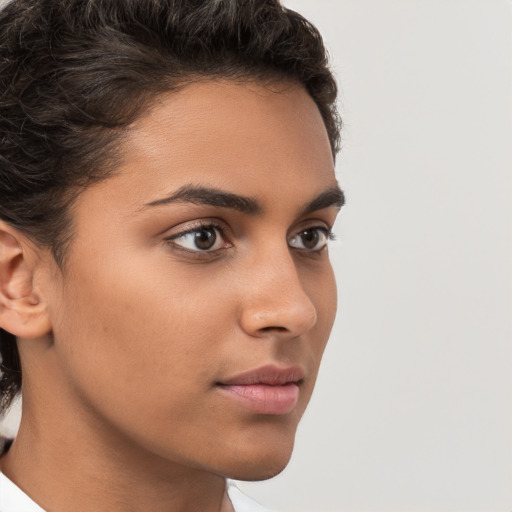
[239,248,318,339]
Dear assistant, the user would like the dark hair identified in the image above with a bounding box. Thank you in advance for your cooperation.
[0,0,341,413]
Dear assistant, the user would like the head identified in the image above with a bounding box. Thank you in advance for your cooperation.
[0,0,342,480]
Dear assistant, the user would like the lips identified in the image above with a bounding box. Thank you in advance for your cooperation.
[216,365,304,415]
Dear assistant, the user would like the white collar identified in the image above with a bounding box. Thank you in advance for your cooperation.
[0,470,44,512]
[226,480,274,512]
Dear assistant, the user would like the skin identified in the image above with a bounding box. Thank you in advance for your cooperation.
[0,80,341,512]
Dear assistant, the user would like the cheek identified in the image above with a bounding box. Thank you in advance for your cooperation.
[309,262,338,342]
[50,250,231,420]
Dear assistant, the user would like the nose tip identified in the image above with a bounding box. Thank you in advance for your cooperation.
[239,268,318,339]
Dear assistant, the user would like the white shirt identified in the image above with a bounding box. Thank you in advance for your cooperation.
[0,471,272,512]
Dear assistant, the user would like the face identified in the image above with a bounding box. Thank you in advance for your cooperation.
[37,80,341,480]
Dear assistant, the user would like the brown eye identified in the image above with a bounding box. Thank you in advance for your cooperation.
[289,227,330,252]
[169,225,226,252]
[193,227,217,250]
[300,229,320,250]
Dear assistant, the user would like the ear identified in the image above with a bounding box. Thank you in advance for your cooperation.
[0,221,52,338]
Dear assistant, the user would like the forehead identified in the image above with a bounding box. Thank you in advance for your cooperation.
[75,80,337,220]
[120,80,334,194]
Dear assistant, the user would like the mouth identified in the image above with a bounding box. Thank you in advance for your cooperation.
[216,365,305,415]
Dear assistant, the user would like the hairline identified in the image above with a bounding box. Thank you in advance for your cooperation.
[50,74,333,271]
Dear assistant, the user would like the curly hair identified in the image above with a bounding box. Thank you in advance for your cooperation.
[0,0,341,413]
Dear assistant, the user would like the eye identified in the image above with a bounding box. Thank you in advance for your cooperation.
[288,227,332,252]
[167,224,228,252]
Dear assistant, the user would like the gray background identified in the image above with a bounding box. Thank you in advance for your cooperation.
[239,1,512,511]
[1,1,511,511]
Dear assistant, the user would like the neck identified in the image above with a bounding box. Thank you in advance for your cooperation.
[0,396,229,512]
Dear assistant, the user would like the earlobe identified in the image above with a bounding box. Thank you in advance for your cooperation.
[0,222,52,339]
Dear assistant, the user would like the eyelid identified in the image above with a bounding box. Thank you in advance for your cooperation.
[288,224,335,253]
[164,218,230,239]
[163,220,233,256]
[289,219,334,238]
[162,218,335,258]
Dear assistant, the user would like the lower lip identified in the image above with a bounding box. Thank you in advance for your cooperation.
[217,383,300,415]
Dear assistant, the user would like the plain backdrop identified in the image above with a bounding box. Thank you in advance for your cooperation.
[1,1,511,511]
[238,1,512,511]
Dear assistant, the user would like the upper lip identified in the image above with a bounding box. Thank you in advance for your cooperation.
[218,365,305,386]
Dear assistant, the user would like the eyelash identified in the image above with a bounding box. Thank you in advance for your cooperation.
[164,222,231,256]
[164,222,335,257]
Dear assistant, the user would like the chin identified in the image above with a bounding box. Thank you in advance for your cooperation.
[224,454,292,482]
[232,461,290,482]
[218,428,296,481]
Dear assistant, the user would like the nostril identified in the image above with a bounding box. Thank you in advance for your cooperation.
[259,326,288,333]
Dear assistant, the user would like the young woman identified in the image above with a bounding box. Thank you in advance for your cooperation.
[0,0,344,510]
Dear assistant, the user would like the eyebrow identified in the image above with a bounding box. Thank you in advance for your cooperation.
[300,187,345,215]
[143,185,262,214]
[142,184,345,215]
